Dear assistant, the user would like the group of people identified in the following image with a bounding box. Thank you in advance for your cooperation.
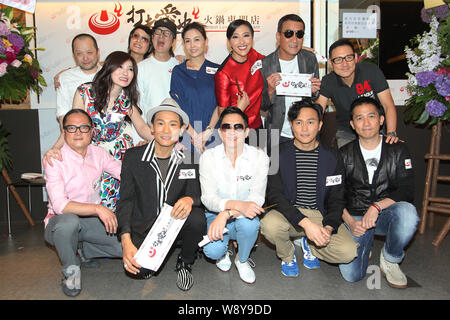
[42,13,419,297]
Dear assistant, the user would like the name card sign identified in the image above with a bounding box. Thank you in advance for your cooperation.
[276,73,312,97]
[134,203,186,271]
[342,12,377,39]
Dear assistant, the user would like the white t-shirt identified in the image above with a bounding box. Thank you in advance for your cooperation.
[134,55,179,143]
[137,55,179,118]
[279,58,300,138]
[360,137,382,184]
[56,66,100,118]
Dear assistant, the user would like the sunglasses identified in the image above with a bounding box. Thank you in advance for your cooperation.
[220,123,245,132]
[283,29,305,39]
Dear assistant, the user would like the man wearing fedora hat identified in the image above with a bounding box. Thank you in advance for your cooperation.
[134,18,180,144]
[116,98,206,291]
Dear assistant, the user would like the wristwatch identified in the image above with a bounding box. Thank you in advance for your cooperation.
[227,209,234,218]
[387,131,397,137]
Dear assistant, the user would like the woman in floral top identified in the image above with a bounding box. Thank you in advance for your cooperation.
[45,51,153,210]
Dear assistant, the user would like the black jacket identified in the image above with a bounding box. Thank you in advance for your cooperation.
[266,140,345,233]
[340,139,414,216]
[116,141,202,247]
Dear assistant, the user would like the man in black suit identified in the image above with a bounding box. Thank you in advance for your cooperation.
[116,98,206,291]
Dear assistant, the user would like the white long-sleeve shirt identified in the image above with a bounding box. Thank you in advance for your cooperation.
[199,143,270,213]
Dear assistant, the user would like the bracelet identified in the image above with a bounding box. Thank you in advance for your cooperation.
[206,126,212,131]
[227,209,234,218]
[370,202,381,213]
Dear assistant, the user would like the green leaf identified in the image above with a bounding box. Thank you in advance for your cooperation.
[415,110,430,124]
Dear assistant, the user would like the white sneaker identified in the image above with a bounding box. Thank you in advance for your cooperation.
[235,258,256,284]
[216,250,232,272]
[379,250,407,288]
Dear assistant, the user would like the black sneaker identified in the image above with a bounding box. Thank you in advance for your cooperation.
[175,255,194,291]
[62,265,81,297]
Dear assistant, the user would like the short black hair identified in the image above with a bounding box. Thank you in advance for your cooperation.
[226,19,254,39]
[288,98,323,122]
[218,107,249,128]
[71,33,98,53]
[350,97,384,118]
[62,109,93,127]
[277,14,305,32]
[328,38,355,58]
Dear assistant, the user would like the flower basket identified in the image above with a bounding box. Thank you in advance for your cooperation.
[0,5,46,103]
[403,3,450,126]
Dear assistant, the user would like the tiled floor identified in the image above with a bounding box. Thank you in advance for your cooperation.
[1,217,449,301]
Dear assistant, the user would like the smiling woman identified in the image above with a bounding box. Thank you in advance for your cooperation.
[43,51,154,211]
[215,20,265,134]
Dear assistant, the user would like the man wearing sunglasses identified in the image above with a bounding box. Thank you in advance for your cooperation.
[316,39,399,148]
[199,107,270,284]
[135,18,180,144]
[43,109,122,297]
[261,14,321,150]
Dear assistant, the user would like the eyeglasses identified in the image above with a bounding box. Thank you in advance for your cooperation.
[131,33,150,43]
[283,29,305,39]
[331,54,355,64]
[153,29,173,38]
[220,123,245,132]
[63,125,92,133]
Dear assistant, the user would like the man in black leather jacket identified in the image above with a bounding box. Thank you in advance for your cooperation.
[338,97,419,288]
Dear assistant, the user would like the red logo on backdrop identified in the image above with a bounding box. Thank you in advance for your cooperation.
[89,3,122,35]
[356,80,372,95]
[192,7,200,19]
[148,247,156,258]
[282,81,289,87]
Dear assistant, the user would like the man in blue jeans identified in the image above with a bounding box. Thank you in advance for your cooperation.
[199,107,270,284]
[338,97,419,288]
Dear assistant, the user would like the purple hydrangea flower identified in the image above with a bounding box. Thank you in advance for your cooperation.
[421,4,449,23]
[7,33,24,50]
[425,99,447,117]
[435,74,450,98]
[416,71,438,87]
[0,40,5,54]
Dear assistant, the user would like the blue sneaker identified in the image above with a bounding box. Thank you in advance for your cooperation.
[281,251,299,277]
[300,237,320,269]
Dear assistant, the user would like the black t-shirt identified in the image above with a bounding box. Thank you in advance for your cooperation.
[320,62,389,135]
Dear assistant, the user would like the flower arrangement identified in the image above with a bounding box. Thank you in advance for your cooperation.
[357,38,379,65]
[404,3,449,126]
[0,6,46,102]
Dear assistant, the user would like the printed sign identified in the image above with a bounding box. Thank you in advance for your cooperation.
[342,12,377,39]
[276,73,312,97]
[134,203,187,271]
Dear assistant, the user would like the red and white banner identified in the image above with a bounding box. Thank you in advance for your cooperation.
[28,1,311,109]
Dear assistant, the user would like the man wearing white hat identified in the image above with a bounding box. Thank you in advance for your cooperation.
[116,98,206,291]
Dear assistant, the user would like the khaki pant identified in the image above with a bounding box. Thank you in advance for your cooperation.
[261,208,358,264]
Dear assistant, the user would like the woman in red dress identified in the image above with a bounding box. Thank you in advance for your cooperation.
[215,20,265,134]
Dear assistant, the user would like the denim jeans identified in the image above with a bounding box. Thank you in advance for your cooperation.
[338,201,419,282]
[203,212,260,263]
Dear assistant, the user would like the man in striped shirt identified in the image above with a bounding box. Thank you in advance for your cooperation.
[261,99,357,278]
